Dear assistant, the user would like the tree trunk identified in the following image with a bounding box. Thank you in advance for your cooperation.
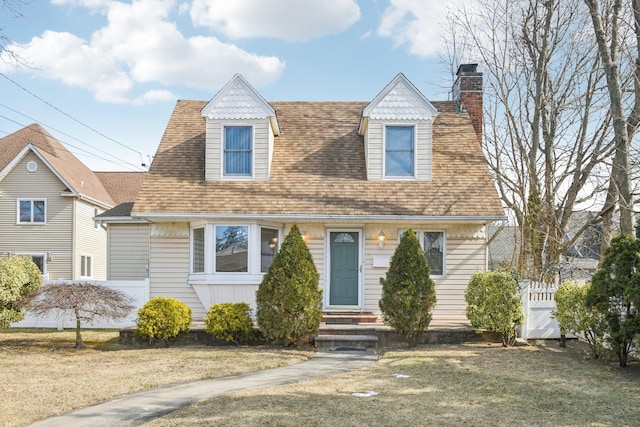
[74,307,84,349]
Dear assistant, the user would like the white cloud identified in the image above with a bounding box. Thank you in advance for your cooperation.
[377,0,454,57]
[0,0,285,104]
[190,0,361,41]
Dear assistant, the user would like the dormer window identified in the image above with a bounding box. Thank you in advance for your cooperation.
[385,125,415,178]
[224,126,252,177]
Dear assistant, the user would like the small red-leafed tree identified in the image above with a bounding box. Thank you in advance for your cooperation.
[28,282,135,348]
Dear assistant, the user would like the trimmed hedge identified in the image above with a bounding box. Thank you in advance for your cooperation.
[136,297,191,344]
[205,303,254,344]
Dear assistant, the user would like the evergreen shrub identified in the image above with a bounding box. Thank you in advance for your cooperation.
[256,224,322,346]
[379,229,436,347]
[587,234,640,367]
[0,256,42,328]
[205,303,254,344]
[136,297,191,344]
[552,280,606,358]
[465,270,524,346]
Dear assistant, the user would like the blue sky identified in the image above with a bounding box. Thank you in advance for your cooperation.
[1,0,464,171]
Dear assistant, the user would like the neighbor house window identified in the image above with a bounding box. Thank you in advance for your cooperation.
[17,199,46,224]
[80,255,93,278]
[385,126,415,177]
[261,228,279,273]
[224,126,252,176]
[17,254,45,274]
[192,227,205,273]
[423,232,444,276]
[215,225,249,272]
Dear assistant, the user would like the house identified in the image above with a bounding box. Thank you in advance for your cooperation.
[0,124,145,281]
[488,211,603,281]
[101,66,506,324]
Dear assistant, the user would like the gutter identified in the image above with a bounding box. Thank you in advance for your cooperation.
[131,212,508,223]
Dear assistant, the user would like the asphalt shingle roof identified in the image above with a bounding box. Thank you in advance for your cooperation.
[133,100,504,219]
[0,124,116,206]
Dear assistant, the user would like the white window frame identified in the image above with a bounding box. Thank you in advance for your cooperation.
[15,253,47,276]
[80,254,93,278]
[383,124,417,180]
[190,226,206,274]
[188,223,282,285]
[221,124,254,179]
[398,229,446,278]
[16,198,47,224]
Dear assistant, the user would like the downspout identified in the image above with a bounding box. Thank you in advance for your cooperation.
[71,199,77,280]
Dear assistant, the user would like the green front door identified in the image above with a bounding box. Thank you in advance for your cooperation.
[329,231,359,306]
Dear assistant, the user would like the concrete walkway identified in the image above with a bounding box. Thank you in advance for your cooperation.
[30,348,378,427]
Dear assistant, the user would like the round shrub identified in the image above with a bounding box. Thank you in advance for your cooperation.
[465,270,524,347]
[136,297,191,344]
[205,303,254,344]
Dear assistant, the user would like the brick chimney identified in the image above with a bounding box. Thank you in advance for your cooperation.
[453,63,483,145]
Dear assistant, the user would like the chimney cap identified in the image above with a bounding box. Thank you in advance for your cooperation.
[456,63,479,75]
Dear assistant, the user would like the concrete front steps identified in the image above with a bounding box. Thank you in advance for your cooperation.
[314,320,501,349]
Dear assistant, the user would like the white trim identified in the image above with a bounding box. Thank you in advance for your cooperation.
[16,198,47,225]
[80,254,93,279]
[383,124,418,180]
[325,228,364,310]
[220,124,255,180]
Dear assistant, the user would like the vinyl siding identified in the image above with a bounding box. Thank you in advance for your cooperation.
[74,200,107,280]
[0,153,73,279]
[362,223,486,324]
[365,120,432,181]
[107,223,150,280]
[205,118,271,181]
[149,223,206,319]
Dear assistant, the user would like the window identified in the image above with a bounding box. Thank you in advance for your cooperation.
[192,227,205,273]
[17,199,45,224]
[81,255,93,278]
[399,230,445,276]
[261,228,279,272]
[385,126,415,177]
[215,225,249,272]
[423,232,444,276]
[224,126,252,176]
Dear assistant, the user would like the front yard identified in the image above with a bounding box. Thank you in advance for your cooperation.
[0,329,313,427]
[1,329,639,427]
[148,340,640,427]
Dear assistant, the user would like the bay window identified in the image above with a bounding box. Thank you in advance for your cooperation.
[399,230,445,276]
[190,223,280,279]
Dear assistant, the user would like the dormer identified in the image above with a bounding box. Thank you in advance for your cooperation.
[358,73,437,181]
[201,74,280,181]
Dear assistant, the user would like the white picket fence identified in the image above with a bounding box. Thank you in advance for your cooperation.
[11,279,149,329]
[519,280,567,339]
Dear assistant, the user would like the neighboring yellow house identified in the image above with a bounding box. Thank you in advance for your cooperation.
[101,67,506,324]
[0,124,144,281]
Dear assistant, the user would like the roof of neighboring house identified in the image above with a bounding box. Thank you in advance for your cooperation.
[0,124,116,207]
[133,100,505,219]
[95,172,147,205]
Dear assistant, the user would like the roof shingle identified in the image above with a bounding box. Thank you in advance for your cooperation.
[133,100,504,219]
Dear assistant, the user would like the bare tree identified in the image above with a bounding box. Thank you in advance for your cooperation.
[447,0,614,280]
[1,0,29,63]
[582,0,640,241]
[28,282,134,348]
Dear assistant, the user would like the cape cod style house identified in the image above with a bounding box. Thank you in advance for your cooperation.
[0,124,144,281]
[100,66,506,324]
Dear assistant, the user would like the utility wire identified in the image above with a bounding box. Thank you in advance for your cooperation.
[0,103,144,170]
[0,71,145,156]
[0,116,144,172]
